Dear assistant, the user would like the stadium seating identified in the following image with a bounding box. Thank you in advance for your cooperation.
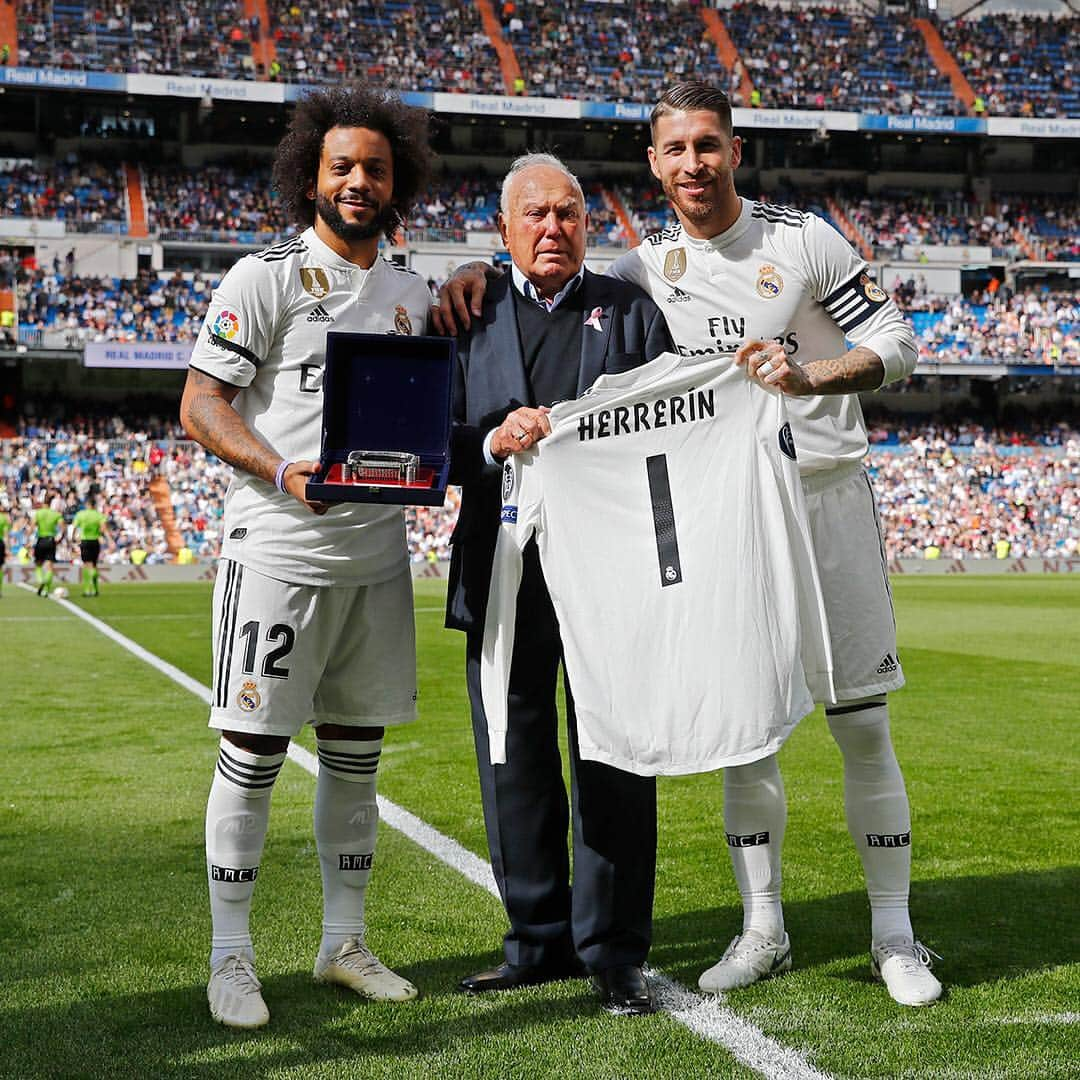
[4,421,1076,565]
[16,268,218,346]
[723,3,960,115]
[938,12,1080,119]
[0,161,126,229]
[10,1,1078,118]
[507,0,728,102]
[19,0,259,79]
[267,0,503,91]
[145,164,293,242]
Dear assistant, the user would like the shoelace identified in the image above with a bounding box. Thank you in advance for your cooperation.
[218,956,263,993]
[879,941,942,972]
[335,940,386,976]
[726,933,780,961]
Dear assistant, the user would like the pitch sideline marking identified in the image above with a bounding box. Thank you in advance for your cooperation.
[32,585,831,1080]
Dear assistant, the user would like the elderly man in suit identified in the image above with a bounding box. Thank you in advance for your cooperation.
[445,153,673,1015]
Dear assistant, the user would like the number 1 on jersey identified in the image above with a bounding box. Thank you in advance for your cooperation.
[646,454,683,587]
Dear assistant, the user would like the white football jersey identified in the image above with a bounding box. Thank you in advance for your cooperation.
[189,227,432,586]
[481,352,835,778]
[609,199,917,475]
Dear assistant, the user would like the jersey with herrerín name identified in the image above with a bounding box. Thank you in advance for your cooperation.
[189,226,432,586]
[609,199,917,475]
[481,351,834,778]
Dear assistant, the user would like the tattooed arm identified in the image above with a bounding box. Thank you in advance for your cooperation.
[180,367,327,513]
[734,340,885,396]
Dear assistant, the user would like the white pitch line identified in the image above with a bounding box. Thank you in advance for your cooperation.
[32,585,830,1080]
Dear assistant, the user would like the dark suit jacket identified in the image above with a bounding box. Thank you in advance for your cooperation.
[445,268,674,634]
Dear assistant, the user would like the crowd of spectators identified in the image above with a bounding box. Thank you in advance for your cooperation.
[18,0,259,79]
[504,0,725,102]
[724,3,960,115]
[938,12,1079,120]
[841,192,1080,262]
[899,289,1080,367]
[0,161,125,228]
[145,164,293,239]
[3,420,1077,566]
[1,432,171,564]
[8,2,1078,118]
[868,424,1079,560]
[267,0,503,91]
[17,268,218,346]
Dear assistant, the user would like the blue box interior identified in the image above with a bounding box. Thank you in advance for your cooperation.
[307,331,455,506]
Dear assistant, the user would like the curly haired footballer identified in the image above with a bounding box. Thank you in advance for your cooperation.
[272,84,434,240]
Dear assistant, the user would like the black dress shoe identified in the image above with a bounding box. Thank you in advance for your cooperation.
[458,958,585,994]
[590,965,655,1015]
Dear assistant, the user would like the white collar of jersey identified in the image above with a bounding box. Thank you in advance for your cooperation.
[682,198,754,253]
[303,225,381,278]
[511,263,584,312]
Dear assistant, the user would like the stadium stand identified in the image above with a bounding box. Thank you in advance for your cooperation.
[266,0,503,91]
[0,161,126,229]
[506,0,728,102]
[938,11,1080,119]
[145,164,293,242]
[18,0,260,79]
[8,0,1078,119]
[904,290,1079,367]
[16,268,217,347]
[722,2,961,115]
[4,421,1077,565]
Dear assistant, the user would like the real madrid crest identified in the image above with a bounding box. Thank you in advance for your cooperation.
[859,273,887,303]
[237,681,262,712]
[756,265,783,299]
[299,267,331,299]
[394,304,412,335]
[663,248,687,282]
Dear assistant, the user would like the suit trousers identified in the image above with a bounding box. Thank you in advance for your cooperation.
[465,543,657,972]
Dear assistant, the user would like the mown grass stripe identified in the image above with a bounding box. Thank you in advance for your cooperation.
[29,582,832,1080]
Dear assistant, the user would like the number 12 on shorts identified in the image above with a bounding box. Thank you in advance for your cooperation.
[646,454,683,587]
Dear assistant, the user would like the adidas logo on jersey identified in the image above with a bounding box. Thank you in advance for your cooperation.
[307,304,334,323]
[666,287,692,304]
[876,653,899,674]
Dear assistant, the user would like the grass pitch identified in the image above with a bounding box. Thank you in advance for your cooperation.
[1,575,1077,1079]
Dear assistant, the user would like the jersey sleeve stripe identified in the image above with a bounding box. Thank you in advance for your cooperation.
[832,300,872,330]
[209,332,262,367]
[827,292,867,321]
[822,271,872,309]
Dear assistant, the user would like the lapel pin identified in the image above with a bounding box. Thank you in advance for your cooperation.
[585,306,604,332]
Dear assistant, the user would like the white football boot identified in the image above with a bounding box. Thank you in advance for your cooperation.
[698,930,792,993]
[871,940,943,1006]
[207,954,270,1029]
[314,938,418,1002]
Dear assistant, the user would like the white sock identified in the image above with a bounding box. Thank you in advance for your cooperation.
[206,737,285,971]
[315,738,381,960]
[826,697,914,946]
[723,754,786,942]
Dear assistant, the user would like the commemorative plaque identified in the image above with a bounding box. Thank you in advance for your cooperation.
[306,331,455,506]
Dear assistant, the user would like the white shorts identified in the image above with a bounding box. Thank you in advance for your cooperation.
[209,560,417,736]
[802,463,905,702]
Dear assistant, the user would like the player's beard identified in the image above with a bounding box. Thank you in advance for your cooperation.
[316,194,397,242]
[663,177,720,230]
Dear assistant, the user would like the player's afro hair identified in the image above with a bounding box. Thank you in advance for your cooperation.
[651,82,734,138]
[272,84,433,239]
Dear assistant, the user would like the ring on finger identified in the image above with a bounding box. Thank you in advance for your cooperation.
[516,430,528,441]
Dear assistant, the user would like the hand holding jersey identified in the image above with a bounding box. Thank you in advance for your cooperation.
[491,404,552,457]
